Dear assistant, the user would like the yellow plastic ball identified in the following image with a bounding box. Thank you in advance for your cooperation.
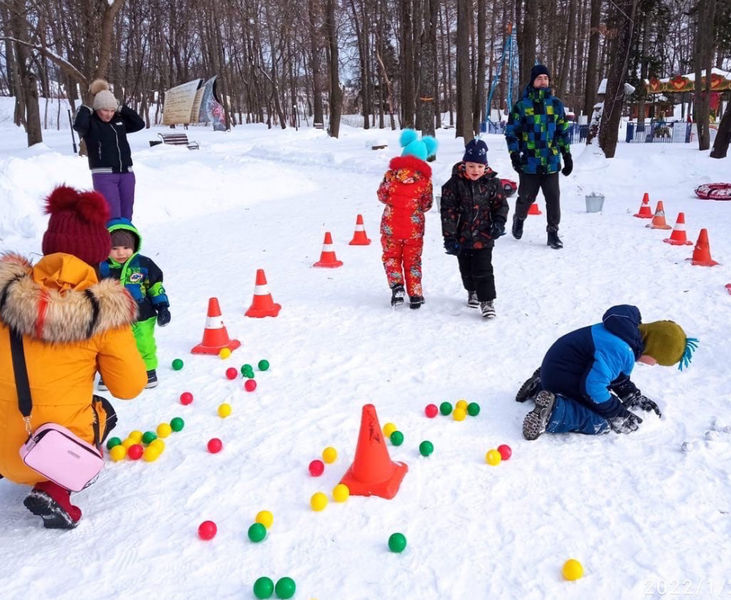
[109,445,127,462]
[485,449,502,465]
[310,492,328,511]
[218,403,232,418]
[128,430,143,443]
[332,483,350,503]
[156,423,172,438]
[148,439,165,453]
[219,347,232,359]
[121,438,135,449]
[143,446,161,462]
[382,422,397,437]
[255,510,274,529]
[456,399,468,411]
[562,559,584,581]
[453,407,467,421]
[322,446,338,464]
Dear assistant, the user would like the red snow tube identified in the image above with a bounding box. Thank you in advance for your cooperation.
[694,183,731,200]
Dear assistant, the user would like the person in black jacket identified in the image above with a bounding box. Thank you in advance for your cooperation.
[440,139,509,319]
[73,79,145,220]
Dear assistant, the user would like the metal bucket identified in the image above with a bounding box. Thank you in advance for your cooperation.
[585,193,604,213]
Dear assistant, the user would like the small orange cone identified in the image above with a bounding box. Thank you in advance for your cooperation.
[690,228,719,266]
[527,202,542,215]
[646,201,672,230]
[348,214,371,245]
[634,192,653,218]
[663,212,693,245]
[313,232,343,268]
[340,404,408,499]
[191,297,241,354]
[245,269,281,318]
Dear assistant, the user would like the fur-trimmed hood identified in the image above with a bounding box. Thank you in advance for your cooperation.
[387,154,432,179]
[0,252,138,343]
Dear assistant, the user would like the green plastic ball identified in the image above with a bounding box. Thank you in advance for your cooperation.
[419,440,434,456]
[169,417,185,432]
[172,358,184,371]
[467,402,481,416]
[439,401,453,416]
[241,363,254,374]
[390,430,404,446]
[388,532,407,553]
[248,522,267,543]
[258,359,270,371]
[106,436,122,450]
[141,431,157,445]
[253,576,274,599]
[274,576,296,599]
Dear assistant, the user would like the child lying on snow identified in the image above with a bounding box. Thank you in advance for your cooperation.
[514,304,698,440]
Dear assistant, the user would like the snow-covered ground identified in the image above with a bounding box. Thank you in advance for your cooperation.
[1,98,730,600]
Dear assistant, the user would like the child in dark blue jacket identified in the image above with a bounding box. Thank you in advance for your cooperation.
[516,305,697,440]
[99,218,170,388]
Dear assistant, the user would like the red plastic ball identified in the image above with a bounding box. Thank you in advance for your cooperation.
[424,404,438,418]
[127,444,144,460]
[225,367,238,380]
[497,444,512,460]
[180,392,194,405]
[308,459,325,476]
[207,438,223,453]
[198,520,217,540]
[244,379,257,392]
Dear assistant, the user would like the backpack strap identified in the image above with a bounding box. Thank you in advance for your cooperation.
[9,328,33,433]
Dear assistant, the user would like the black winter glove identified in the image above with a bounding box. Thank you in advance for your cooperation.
[621,390,662,418]
[444,238,461,256]
[156,306,171,327]
[561,153,573,176]
[608,409,643,434]
[510,153,522,173]
[489,221,506,239]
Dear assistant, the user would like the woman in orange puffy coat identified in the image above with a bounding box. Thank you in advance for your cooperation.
[0,186,146,529]
[377,129,436,309]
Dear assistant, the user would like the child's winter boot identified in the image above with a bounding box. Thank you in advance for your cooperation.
[23,480,82,529]
[145,369,158,389]
[467,290,479,308]
[522,391,556,440]
[515,368,541,402]
[480,300,496,319]
[409,295,424,309]
[390,284,405,307]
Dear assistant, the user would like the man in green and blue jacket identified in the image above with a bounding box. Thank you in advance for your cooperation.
[505,64,572,249]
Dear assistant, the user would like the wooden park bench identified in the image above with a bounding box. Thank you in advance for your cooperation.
[149,132,199,150]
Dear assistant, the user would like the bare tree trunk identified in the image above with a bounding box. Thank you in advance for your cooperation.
[472,0,486,133]
[710,99,731,158]
[10,0,42,145]
[599,0,638,158]
[693,0,716,151]
[583,0,602,119]
[308,0,325,127]
[400,0,415,128]
[325,0,342,138]
[417,0,438,136]
[516,0,537,87]
[456,0,472,141]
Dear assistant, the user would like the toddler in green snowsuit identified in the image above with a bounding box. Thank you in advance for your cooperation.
[99,218,171,389]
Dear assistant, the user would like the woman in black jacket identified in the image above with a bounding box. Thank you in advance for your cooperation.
[73,79,145,220]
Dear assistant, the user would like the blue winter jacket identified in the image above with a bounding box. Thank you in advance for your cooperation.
[540,305,645,419]
[505,85,572,174]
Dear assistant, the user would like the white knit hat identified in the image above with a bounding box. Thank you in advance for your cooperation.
[90,79,118,111]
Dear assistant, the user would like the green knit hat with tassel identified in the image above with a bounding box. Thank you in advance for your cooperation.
[638,320,698,370]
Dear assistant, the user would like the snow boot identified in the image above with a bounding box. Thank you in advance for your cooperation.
[409,295,425,309]
[515,368,541,402]
[547,230,563,249]
[522,391,556,440]
[467,290,479,308]
[390,284,405,307]
[24,481,82,529]
[480,300,496,319]
[512,215,525,240]
[145,369,158,389]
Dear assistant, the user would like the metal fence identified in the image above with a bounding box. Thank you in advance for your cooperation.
[626,121,692,143]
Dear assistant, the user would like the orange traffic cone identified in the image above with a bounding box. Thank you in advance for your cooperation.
[313,232,343,268]
[690,228,719,266]
[634,192,653,218]
[245,269,281,318]
[348,214,371,245]
[191,297,241,354]
[339,404,408,499]
[646,201,672,230]
[527,202,542,215]
[663,213,693,245]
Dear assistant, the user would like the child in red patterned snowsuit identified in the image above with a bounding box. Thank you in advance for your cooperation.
[377,129,436,309]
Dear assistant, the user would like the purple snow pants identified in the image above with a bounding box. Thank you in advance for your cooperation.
[92,172,136,220]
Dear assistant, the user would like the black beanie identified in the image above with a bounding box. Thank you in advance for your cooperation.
[530,64,550,83]
[462,139,488,165]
